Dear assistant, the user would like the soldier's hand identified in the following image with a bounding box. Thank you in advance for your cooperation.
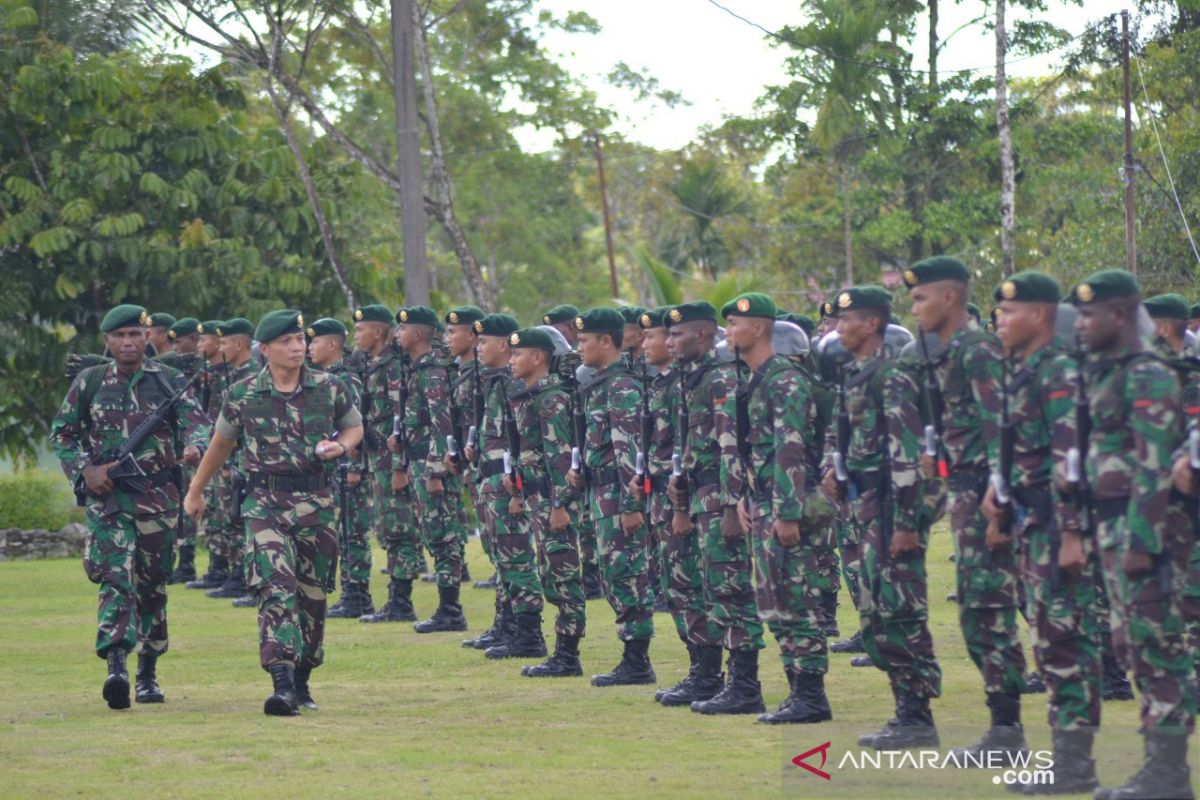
[464,445,476,464]
[773,518,801,546]
[316,439,344,461]
[508,495,524,516]
[550,505,570,532]
[820,470,839,502]
[1172,455,1198,496]
[667,476,686,507]
[391,471,409,492]
[981,484,1000,523]
[1122,550,1154,577]
[502,474,516,496]
[890,528,920,558]
[620,511,644,535]
[387,434,400,454]
[672,510,694,537]
[183,489,206,523]
[347,471,362,487]
[426,476,444,496]
[985,518,1012,551]
[182,446,202,466]
[567,469,583,490]
[83,463,114,496]
[629,477,644,501]
[726,503,748,540]
[1058,529,1086,576]
[920,454,936,481]
[443,454,460,475]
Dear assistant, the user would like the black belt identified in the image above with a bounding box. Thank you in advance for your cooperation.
[648,473,670,494]
[586,466,619,487]
[247,472,328,492]
[948,467,988,495]
[1012,486,1052,516]
[688,468,719,488]
[520,474,552,498]
[848,470,884,494]
[1095,495,1130,523]
[480,460,506,479]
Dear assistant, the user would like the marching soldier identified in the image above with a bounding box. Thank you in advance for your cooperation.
[185,310,363,716]
[50,304,210,709]
[185,319,232,590]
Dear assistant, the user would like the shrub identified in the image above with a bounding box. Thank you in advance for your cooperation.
[0,468,81,530]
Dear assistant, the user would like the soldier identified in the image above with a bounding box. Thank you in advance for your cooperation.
[166,318,200,357]
[567,308,657,686]
[185,320,232,590]
[1068,270,1195,799]
[354,305,422,624]
[50,304,210,709]
[660,302,742,709]
[145,312,175,357]
[505,328,587,675]
[720,293,832,722]
[905,256,1029,758]
[1189,303,1200,337]
[542,304,582,350]
[634,309,674,614]
[394,306,469,633]
[308,318,376,620]
[618,305,648,368]
[162,317,203,584]
[206,318,259,607]
[185,310,362,715]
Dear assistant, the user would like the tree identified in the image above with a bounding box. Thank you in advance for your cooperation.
[662,159,749,281]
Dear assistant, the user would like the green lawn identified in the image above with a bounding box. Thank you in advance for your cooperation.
[0,530,1185,798]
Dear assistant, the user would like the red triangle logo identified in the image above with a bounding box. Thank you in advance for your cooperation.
[791,741,832,781]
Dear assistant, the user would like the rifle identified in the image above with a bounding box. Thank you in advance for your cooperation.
[394,350,411,470]
[357,353,371,473]
[1065,334,1093,547]
[502,380,524,496]
[733,345,752,491]
[636,355,652,497]
[674,367,692,502]
[992,355,1015,533]
[74,370,201,506]
[917,328,950,478]
[467,343,484,467]
[833,361,850,493]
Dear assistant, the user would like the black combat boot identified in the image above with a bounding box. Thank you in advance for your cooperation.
[591,639,656,687]
[851,655,874,667]
[293,664,317,711]
[207,562,248,598]
[360,579,416,623]
[326,584,351,619]
[859,687,939,749]
[660,645,723,706]
[473,571,498,590]
[463,599,510,649]
[460,563,472,584]
[950,692,1028,766]
[231,592,257,608]
[758,669,832,724]
[485,612,547,659]
[413,585,468,633]
[691,649,766,715]
[185,554,228,589]
[1094,732,1193,800]
[1008,728,1098,795]
[134,653,164,703]
[102,648,130,710]
[1101,655,1134,701]
[264,663,300,717]
[656,643,698,703]
[170,545,196,584]
[328,583,373,619]
[831,630,866,653]
[523,634,584,678]
[820,590,840,638]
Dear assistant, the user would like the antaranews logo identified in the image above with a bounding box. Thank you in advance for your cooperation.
[789,743,1054,788]
[791,741,832,781]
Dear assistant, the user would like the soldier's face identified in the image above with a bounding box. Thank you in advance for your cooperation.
[309,335,339,367]
[552,322,578,347]
[577,332,613,368]
[198,334,220,359]
[445,324,475,357]
[996,301,1048,354]
[478,336,509,368]
[147,327,170,352]
[509,348,540,380]
[836,310,875,355]
[623,325,644,355]
[643,328,671,366]
[104,327,148,369]
[219,335,245,361]
[263,332,307,369]
[397,324,419,351]
[174,334,198,354]
[353,321,384,352]
[724,316,765,350]
[1076,304,1118,352]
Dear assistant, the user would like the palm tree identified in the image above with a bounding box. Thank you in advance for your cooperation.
[662,159,749,281]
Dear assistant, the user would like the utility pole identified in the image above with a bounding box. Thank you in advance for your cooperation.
[1121,9,1137,276]
[391,0,430,303]
[592,132,619,298]
[996,0,1015,277]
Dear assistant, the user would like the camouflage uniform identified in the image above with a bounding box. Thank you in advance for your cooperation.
[211,359,257,579]
[50,360,210,658]
[216,365,360,670]
[322,360,373,589]
[450,358,487,565]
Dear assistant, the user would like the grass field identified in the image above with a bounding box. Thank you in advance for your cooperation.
[0,529,1189,799]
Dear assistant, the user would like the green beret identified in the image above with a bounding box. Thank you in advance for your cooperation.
[835,285,892,312]
[353,304,393,325]
[445,305,485,326]
[168,317,200,339]
[216,318,253,337]
[721,292,777,321]
[198,320,223,335]
[396,305,439,327]
[1143,293,1190,321]
[474,313,520,337]
[575,307,624,334]
[994,271,1062,304]
[966,303,982,320]
[902,255,971,289]
[1191,303,1200,320]
[306,317,348,339]
[664,301,717,328]
[1068,269,1140,306]
[617,306,648,326]
[100,304,149,333]
[542,304,581,326]
[777,312,815,336]
[509,328,556,352]
[147,312,176,329]
[254,310,305,343]
[638,308,668,330]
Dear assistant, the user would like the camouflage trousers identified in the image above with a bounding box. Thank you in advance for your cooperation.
[369,457,422,581]
[410,460,466,589]
[749,515,828,674]
[1175,534,1200,678]
[482,484,543,617]
[335,474,373,588]
[650,493,719,647]
[696,508,764,651]
[949,484,1026,695]
[83,506,173,658]
[836,512,863,611]
[175,466,197,549]
[1017,510,1101,730]
[528,499,587,638]
[578,507,599,577]
[815,534,840,625]
[202,470,234,561]
[245,494,337,671]
[856,505,941,698]
[1098,515,1195,732]
[593,511,655,642]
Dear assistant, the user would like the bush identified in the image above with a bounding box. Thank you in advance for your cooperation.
[0,468,82,530]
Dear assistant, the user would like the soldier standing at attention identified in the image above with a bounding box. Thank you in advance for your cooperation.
[161,317,203,584]
[51,304,210,709]
[568,308,657,687]
[542,304,582,350]
[905,257,1029,757]
[618,306,648,369]
[186,320,232,590]
[185,310,363,716]
[1068,271,1194,800]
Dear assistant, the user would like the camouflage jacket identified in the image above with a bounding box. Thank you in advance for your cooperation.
[742,355,815,522]
[931,321,1002,474]
[402,350,452,476]
[674,353,742,515]
[50,359,211,516]
[511,374,576,506]
[450,356,483,456]
[478,365,514,497]
[582,359,643,516]
[361,347,404,473]
[196,358,228,419]
[321,359,362,407]
[646,365,679,477]
[1082,342,1182,554]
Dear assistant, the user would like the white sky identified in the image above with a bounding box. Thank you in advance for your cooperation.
[530,0,1139,150]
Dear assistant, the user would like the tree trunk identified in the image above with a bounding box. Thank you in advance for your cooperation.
[928,0,938,92]
[996,0,1016,277]
[391,0,430,305]
[841,162,854,286]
